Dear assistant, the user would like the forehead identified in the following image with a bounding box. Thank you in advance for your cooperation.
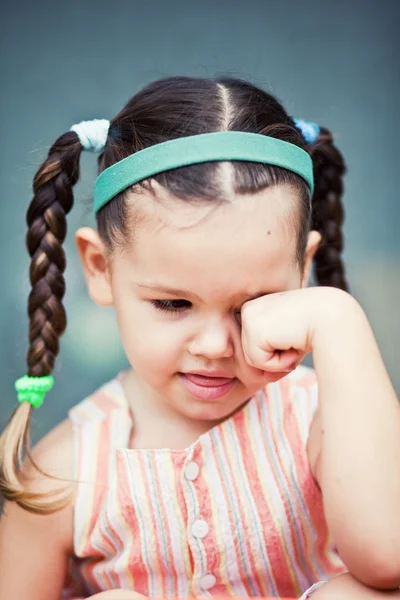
[121,183,300,296]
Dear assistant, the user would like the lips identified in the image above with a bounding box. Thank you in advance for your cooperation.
[184,373,234,387]
[179,372,237,400]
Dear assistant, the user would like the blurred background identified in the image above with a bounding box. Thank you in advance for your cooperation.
[0,0,399,443]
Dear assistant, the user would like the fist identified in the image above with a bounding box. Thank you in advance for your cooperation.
[240,288,317,376]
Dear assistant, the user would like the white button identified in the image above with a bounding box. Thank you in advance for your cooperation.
[200,574,216,590]
[191,518,209,538]
[185,462,199,481]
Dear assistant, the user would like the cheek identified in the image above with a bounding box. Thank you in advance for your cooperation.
[114,299,186,377]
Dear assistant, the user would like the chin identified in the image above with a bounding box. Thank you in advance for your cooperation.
[185,395,249,423]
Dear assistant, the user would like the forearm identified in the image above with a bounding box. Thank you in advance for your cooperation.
[311,572,400,599]
[88,592,147,599]
[312,290,400,587]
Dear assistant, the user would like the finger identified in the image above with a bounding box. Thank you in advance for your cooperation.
[242,341,275,370]
[263,348,302,373]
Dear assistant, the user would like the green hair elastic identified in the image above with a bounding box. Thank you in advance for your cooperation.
[93,131,314,215]
[15,374,54,409]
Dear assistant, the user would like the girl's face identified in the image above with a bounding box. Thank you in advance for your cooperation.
[77,182,319,425]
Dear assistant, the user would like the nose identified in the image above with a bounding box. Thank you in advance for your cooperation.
[187,317,234,360]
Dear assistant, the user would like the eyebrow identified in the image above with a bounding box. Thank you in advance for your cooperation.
[136,282,268,303]
[136,283,203,302]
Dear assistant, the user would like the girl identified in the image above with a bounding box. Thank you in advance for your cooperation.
[0,76,399,600]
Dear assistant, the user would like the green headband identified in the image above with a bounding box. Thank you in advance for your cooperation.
[93,131,314,214]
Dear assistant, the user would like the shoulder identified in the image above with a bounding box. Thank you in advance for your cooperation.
[24,417,75,486]
[30,371,127,481]
[284,365,322,482]
[281,365,321,483]
[20,418,76,529]
[287,364,318,417]
[68,373,129,425]
[266,364,318,415]
[267,365,321,481]
[285,363,318,390]
[260,365,319,451]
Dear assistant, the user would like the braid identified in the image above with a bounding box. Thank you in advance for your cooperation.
[310,127,349,292]
[26,132,81,376]
[0,131,82,513]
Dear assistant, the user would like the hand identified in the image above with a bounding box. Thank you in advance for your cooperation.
[240,287,346,376]
[88,591,147,599]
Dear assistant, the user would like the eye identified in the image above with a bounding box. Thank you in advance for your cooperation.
[150,299,192,314]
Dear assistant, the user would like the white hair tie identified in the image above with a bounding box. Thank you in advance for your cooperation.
[70,119,110,152]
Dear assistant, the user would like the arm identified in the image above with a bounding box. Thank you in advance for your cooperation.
[89,593,147,599]
[311,289,400,589]
[0,418,76,600]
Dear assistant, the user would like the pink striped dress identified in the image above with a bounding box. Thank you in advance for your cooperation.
[63,366,346,599]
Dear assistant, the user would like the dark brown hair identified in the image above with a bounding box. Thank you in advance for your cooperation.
[0,76,347,512]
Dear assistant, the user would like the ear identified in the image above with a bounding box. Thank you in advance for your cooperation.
[301,230,322,288]
[75,227,114,306]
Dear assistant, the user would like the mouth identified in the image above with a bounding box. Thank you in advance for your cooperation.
[179,372,237,401]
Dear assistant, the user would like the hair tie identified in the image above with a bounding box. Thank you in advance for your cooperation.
[15,374,54,409]
[292,118,320,144]
[70,119,110,152]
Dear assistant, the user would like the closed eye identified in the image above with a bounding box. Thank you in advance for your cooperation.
[150,299,192,314]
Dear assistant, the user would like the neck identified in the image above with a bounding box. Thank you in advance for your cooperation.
[120,369,224,450]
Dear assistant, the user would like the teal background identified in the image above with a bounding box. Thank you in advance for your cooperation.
[1,0,399,443]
